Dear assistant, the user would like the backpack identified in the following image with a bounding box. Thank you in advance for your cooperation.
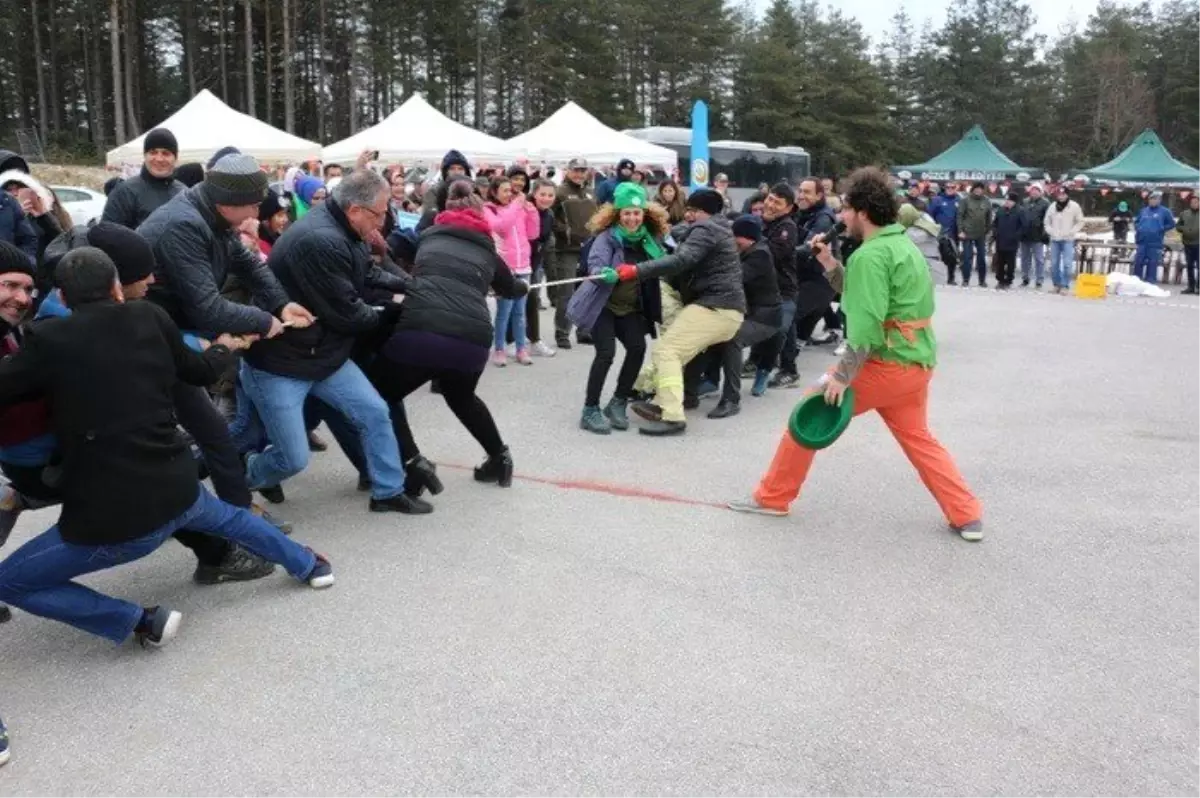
[575,235,597,279]
[937,236,959,269]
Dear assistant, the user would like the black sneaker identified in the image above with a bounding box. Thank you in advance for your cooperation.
[810,331,840,346]
[555,337,573,350]
[369,494,434,514]
[193,545,277,585]
[768,371,801,390]
[707,400,741,419]
[305,548,335,588]
[638,419,687,436]
[357,475,372,492]
[682,395,700,410]
[630,400,663,422]
[740,361,758,379]
[430,380,442,395]
[135,605,183,648]
[258,485,285,504]
[404,455,444,498]
[575,331,594,346]
[474,447,514,488]
[0,603,10,624]
[1021,278,1030,287]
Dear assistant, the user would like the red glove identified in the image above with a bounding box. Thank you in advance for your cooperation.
[616,264,639,282]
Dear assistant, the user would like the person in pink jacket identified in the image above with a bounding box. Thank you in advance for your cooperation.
[485,175,540,366]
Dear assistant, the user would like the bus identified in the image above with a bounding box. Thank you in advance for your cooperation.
[622,126,812,206]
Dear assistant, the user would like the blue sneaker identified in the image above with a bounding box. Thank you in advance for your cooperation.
[305,548,335,588]
[0,713,9,766]
[697,380,720,399]
[751,369,770,397]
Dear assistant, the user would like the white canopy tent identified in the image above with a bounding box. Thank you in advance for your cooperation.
[322,94,519,165]
[505,102,678,171]
[105,89,322,169]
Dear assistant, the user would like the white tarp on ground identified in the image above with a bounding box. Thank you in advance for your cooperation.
[106,89,322,169]
[505,102,678,171]
[322,94,519,166]
[1106,272,1173,298]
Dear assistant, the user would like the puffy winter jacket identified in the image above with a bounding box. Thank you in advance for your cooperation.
[1044,200,1085,242]
[763,214,799,300]
[390,209,524,349]
[1022,196,1050,242]
[484,199,540,276]
[138,184,290,336]
[0,188,37,264]
[636,215,746,313]
[100,166,185,229]
[992,205,1027,252]
[1134,205,1176,246]
[567,226,664,333]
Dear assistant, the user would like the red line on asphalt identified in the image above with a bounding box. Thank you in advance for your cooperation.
[437,462,729,510]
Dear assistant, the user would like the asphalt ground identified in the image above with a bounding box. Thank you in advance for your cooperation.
[1,284,1197,795]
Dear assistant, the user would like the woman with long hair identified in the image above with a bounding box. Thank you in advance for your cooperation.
[566,183,668,434]
[484,175,540,366]
[367,179,528,490]
[655,180,687,225]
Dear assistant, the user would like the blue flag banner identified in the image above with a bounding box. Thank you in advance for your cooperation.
[690,100,710,192]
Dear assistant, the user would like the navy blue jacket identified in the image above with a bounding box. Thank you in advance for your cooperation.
[0,190,37,264]
[929,193,959,237]
[992,205,1028,252]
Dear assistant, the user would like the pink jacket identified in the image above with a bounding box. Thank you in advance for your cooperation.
[485,200,540,275]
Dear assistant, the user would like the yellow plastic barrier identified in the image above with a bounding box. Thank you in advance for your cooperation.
[1074,272,1107,300]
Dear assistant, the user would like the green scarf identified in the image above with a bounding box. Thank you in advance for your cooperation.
[613,224,665,260]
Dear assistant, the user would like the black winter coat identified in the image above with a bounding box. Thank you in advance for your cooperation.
[140,185,289,336]
[992,205,1028,252]
[741,240,781,310]
[637,215,746,313]
[392,219,523,348]
[244,197,408,382]
[763,214,799,300]
[0,300,232,544]
[101,166,185,230]
[793,201,838,283]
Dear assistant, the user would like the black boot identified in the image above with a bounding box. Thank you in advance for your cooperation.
[370,494,434,514]
[404,455,445,498]
[474,447,514,488]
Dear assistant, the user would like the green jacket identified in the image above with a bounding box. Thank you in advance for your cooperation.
[1178,208,1200,246]
[552,178,597,253]
[956,194,994,240]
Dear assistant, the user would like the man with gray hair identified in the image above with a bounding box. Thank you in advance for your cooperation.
[238,169,430,514]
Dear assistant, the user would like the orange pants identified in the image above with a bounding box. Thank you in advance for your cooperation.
[753,359,982,527]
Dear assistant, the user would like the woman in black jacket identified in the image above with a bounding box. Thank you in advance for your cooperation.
[367,180,528,488]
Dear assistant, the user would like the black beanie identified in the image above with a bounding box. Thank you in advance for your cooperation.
[441,149,471,179]
[0,239,34,278]
[203,153,269,207]
[732,214,763,241]
[86,222,156,285]
[207,146,242,171]
[103,176,124,196]
[618,158,636,174]
[686,188,724,217]
[143,127,178,156]
[259,188,287,222]
[174,162,205,188]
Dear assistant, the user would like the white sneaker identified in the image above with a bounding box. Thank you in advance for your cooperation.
[530,341,557,357]
[727,497,788,517]
[833,342,847,356]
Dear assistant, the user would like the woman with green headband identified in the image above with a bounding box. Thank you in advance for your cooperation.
[566,182,668,434]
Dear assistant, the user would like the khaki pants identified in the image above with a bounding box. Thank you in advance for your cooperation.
[633,282,683,394]
[650,304,743,422]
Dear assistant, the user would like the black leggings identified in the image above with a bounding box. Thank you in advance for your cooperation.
[369,359,506,459]
[585,309,647,407]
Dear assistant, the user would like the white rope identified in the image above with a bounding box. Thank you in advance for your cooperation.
[526,274,604,290]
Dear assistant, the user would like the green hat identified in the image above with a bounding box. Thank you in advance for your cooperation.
[788,388,855,450]
[897,202,920,229]
[613,182,648,211]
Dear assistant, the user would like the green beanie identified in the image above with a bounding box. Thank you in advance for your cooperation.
[613,182,648,211]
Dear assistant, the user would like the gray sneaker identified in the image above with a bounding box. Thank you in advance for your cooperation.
[580,405,612,435]
[953,520,984,541]
[727,496,788,517]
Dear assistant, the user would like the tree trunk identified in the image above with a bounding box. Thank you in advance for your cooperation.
[110,0,126,143]
[31,0,49,139]
[282,0,294,132]
[265,0,273,124]
[317,0,328,141]
[218,0,229,100]
[89,1,107,148]
[347,0,359,133]
[184,1,197,96]
[121,0,139,135]
[48,3,62,133]
[244,0,255,115]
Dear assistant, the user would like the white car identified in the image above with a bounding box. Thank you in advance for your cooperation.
[52,185,106,227]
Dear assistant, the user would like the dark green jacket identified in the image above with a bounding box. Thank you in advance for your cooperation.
[957,194,994,240]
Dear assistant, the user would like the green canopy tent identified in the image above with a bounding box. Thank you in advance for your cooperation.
[1075,129,1199,188]
[891,125,1044,183]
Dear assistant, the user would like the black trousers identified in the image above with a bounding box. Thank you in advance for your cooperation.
[585,309,647,407]
[171,383,254,565]
[369,359,506,459]
[996,249,1018,285]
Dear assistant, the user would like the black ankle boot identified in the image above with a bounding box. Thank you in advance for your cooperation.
[404,455,445,497]
[474,447,513,488]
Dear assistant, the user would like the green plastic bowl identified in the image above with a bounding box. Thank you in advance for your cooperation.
[788,387,855,450]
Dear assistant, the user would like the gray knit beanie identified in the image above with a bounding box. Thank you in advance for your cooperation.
[203,153,269,207]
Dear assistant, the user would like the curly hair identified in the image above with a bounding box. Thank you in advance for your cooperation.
[586,201,671,237]
[842,167,898,227]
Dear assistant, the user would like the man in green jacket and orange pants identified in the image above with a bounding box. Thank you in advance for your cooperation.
[730,167,984,541]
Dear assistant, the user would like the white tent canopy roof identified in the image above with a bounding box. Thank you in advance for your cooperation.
[506,102,679,170]
[105,89,322,168]
[322,94,519,165]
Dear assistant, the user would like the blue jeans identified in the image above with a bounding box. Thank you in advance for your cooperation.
[771,299,799,374]
[239,360,405,500]
[494,297,527,351]
[1049,240,1075,288]
[1019,240,1045,284]
[961,238,988,284]
[0,488,316,643]
[1133,244,1163,283]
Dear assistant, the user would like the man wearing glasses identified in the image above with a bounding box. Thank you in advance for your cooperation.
[236,170,428,515]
